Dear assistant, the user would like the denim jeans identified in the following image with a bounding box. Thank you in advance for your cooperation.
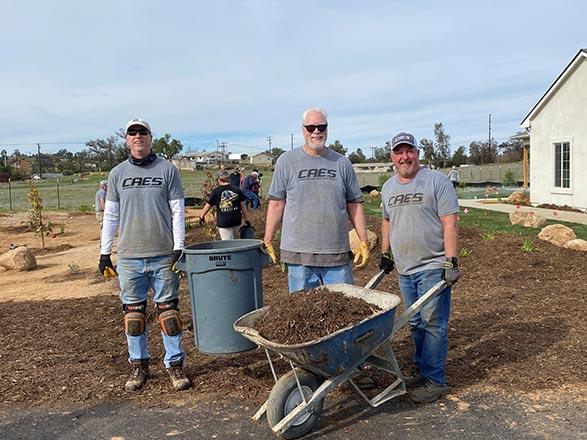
[117,254,185,368]
[243,190,260,209]
[397,269,451,386]
[287,263,354,293]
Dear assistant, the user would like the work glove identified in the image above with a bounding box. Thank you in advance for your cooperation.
[198,216,205,226]
[98,254,116,278]
[443,257,461,286]
[380,252,395,274]
[245,220,251,227]
[352,241,370,269]
[171,250,183,273]
[263,241,277,264]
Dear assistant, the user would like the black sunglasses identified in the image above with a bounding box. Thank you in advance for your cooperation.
[304,124,328,133]
[127,128,150,136]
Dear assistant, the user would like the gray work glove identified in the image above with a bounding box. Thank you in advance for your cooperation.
[443,257,461,286]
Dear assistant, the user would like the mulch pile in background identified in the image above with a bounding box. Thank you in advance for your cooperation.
[536,203,584,213]
[0,207,585,410]
[255,288,380,344]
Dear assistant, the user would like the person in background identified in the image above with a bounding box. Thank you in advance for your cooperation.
[241,170,261,209]
[95,180,107,229]
[447,166,460,189]
[263,106,370,292]
[252,168,263,198]
[98,118,191,393]
[198,170,251,240]
[380,131,460,403]
[229,168,242,188]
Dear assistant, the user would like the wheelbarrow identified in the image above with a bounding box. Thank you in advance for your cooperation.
[234,272,447,439]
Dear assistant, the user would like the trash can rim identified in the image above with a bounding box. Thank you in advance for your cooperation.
[184,239,264,254]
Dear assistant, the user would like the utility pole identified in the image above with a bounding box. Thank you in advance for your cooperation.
[290,133,294,150]
[488,114,492,148]
[37,143,43,179]
[266,136,272,154]
[370,147,376,160]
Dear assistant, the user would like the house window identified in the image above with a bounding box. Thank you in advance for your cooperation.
[553,142,570,188]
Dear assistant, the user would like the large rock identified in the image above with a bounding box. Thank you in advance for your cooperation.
[563,239,587,252]
[509,211,547,228]
[349,228,378,251]
[0,247,37,271]
[369,189,380,198]
[507,191,530,205]
[538,224,576,247]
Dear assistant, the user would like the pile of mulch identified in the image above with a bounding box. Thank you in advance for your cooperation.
[536,203,584,213]
[255,288,380,344]
[0,206,585,411]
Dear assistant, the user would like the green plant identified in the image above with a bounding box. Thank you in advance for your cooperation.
[502,170,517,187]
[521,239,540,253]
[27,180,53,249]
[68,263,81,274]
[378,173,390,188]
[480,230,496,241]
[78,203,92,212]
[459,247,472,257]
[59,223,66,235]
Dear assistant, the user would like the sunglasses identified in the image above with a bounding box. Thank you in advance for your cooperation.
[127,128,150,136]
[304,124,328,133]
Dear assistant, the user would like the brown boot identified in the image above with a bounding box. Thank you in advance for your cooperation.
[125,360,149,392]
[167,361,191,391]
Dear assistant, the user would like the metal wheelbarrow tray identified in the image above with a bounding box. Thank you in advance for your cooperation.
[234,280,447,439]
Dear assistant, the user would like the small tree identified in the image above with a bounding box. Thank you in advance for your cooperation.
[27,180,53,249]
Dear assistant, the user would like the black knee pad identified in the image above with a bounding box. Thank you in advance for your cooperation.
[156,300,182,337]
[123,301,147,336]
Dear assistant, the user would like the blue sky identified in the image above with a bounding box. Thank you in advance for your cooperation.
[1,0,585,156]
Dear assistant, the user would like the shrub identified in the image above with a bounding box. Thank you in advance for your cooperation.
[502,170,517,187]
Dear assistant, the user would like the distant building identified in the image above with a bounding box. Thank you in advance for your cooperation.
[173,151,228,169]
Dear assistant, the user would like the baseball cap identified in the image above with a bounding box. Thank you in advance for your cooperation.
[217,170,229,179]
[100,180,108,186]
[391,132,418,151]
[125,118,152,135]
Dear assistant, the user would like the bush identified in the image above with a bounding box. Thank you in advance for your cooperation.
[502,170,517,187]
[78,204,92,212]
[378,173,391,188]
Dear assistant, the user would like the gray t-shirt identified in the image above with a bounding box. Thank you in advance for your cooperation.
[95,188,106,212]
[106,157,184,258]
[268,147,363,261]
[381,167,459,275]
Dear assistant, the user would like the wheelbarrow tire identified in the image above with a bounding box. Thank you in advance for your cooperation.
[266,369,324,439]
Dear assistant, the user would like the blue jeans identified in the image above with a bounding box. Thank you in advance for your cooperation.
[397,269,451,386]
[117,254,185,368]
[287,263,354,293]
[243,190,260,209]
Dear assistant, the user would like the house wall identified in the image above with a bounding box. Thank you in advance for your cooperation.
[529,57,587,210]
[249,154,272,166]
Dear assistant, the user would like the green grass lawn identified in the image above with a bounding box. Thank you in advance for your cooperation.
[363,199,587,240]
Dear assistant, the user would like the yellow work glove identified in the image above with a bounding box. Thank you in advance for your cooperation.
[263,241,278,264]
[104,267,117,278]
[352,241,370,269]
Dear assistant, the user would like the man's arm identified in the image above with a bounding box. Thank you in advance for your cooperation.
[346,202,368,242]
[100,200,119,255]
[169,199,185,251]
[381,217,391,253]
[263,198,285,243]
[440,213,458,257]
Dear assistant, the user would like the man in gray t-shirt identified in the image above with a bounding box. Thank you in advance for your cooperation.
[98,118,190,393]
[263,107,370,293]
[380,132,460,404]
[95,180,107,228]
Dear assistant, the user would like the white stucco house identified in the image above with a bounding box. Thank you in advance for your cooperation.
[521,48,587,210]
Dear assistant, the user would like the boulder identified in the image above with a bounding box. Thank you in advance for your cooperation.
[509,211,547,228]
[538,224,576,247]
[349,228,378,251]
[563,239,587,252]
[0,247,37,271]
[507,191,530,205]
[369,190,380,198]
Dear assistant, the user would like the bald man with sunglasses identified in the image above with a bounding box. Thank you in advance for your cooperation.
[263,107,370,292]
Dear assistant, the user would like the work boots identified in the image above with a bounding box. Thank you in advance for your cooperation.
[167,361,191,391]
[125,360,149,392]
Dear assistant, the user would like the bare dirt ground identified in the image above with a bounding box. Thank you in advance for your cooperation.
[0,207,585,416]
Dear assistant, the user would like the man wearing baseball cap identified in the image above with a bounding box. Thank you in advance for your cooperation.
[98,118,191,392]
[95,180,108,229]
[379,131,460,403]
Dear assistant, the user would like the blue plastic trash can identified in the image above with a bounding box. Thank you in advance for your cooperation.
[176,239,271,354]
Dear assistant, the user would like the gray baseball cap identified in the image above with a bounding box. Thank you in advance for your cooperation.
[217,170,229,179]
[391,132,418,151]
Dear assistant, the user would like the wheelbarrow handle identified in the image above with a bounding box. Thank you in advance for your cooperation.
[391,280,447,336]
[364,269,386,290]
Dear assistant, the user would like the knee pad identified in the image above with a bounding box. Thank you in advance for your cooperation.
[123,301,147,336]
[156,300,182,337]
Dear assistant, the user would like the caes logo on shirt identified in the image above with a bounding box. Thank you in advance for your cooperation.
[387,193,424,207]
[122,177,164,188]
[297,168,337,180]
